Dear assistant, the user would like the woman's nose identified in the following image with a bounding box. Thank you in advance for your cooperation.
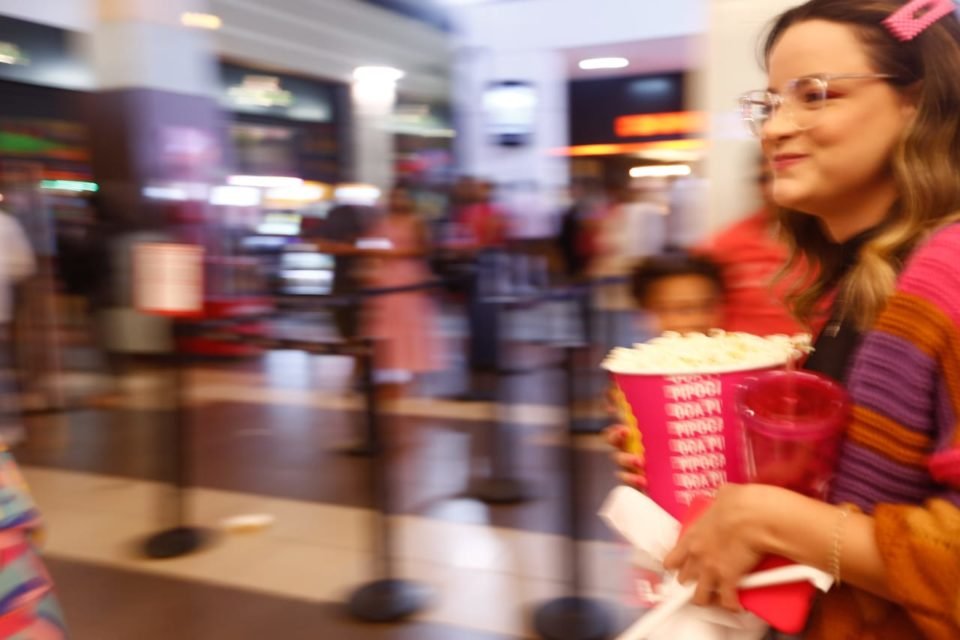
[761,105,798,141]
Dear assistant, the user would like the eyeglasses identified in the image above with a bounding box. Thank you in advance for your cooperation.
[739,73,895,137]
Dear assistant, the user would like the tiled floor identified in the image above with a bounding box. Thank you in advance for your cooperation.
[14,340,637,639]
[47,558,518,640]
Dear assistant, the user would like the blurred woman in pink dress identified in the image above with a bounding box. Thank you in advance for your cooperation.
[363,185,445,399]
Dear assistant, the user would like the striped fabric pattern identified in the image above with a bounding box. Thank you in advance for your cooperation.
[808,224,960,639]
[831,224,960,511]
[0,449,66,637]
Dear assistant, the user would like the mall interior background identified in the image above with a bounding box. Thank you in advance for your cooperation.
[0,1,802,638]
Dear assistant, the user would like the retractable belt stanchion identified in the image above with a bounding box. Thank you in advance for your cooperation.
[572,276,628,434]
[143,321,214,559]
[323,280,451,458]
[317,280,446,621]
[142,279,440,611]
[172,314,432,620]
[339,294,376,458]
[570,285,607,434]
[467,294,538,505]
[532,292,613,640]
[348,337,431,622]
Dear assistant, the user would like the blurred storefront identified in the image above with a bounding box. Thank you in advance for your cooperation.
[0,16,96,241]
[219,62,349,184]
[566,72,704,189]
[0,15,354,210]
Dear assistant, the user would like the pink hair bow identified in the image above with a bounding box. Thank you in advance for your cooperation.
[883,0,956,41]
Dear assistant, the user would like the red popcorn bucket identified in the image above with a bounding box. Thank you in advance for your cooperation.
[609,364,782,520]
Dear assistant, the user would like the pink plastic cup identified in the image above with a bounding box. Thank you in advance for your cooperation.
[737,370,850,499]
[609,365,781,520]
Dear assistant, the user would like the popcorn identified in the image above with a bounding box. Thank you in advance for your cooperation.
[602,330,812,376]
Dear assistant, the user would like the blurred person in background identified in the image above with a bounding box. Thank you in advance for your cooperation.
[0,208,66,635]
[456,179,509,249]
[630,253,725,338]
[308,196,376,342]
[362,184,444,401]
[588,181,668,351]
[427,175,478,295]
[442,176,476,239]
[696,155,807,335]
[0,208,35,340]
[557,180,603,281]
[55,197,111,334]
[2,174,61,413]
[449,178,509,401]
[666,160,710,249]
[0,210,35,444]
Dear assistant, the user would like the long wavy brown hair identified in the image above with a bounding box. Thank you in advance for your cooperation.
[764,0,960,329]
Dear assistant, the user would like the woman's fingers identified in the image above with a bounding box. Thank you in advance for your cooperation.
[613,452,646,490]
[603,424,626,447]
[613,451,644,471]
[615,471,647,490]
[607,424,645,488]
[663,541,684,574]
[691,571,719,607]
[717,581,742,613]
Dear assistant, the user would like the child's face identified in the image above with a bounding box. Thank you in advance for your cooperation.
[643,274,723,335]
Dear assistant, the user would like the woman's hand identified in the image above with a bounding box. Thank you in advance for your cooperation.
[604,424,647,490]
[663,484,771,612]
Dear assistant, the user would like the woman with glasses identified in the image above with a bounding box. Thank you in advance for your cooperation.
[695,155,807,336]
[609,1,960,637]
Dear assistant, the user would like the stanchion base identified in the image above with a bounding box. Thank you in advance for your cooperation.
[347,579,430,623]
[451,389,497,403]
[142,526,212,560]
[341,441,376,457]
[571,416,609,435]
[533,597,613,640]
[467,477,537,505]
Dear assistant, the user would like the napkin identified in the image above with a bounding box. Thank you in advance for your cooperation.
[599,487,834,640]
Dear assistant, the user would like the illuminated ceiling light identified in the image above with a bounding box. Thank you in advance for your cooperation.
[143,186,188,201]
[629,164,692,179]
[578,57,629,71]
[210,186,262,207]
[227,175,303,189]
[334,184,382,205]
[181,12,222,30]
[0,42,28,66]
[635,148,703,163]
[554,139,706,157]
[353,66,405,84]
[265,184,328,203]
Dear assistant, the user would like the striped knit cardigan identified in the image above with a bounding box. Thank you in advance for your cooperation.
[806,223,960,639]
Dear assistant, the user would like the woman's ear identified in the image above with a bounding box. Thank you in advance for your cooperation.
[899,81,922,122]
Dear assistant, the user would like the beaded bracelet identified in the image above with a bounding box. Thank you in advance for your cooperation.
[830,505,852,586]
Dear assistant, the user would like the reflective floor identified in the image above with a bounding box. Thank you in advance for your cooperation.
[15,310,642,639]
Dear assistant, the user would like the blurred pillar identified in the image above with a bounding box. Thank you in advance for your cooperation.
[90,0,222,230]
[694,0,797,233]
[351,66,402,192]
[453,47,569,238]
[88,0,224,353]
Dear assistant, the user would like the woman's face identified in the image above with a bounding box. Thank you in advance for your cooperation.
[762,20,916,229]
